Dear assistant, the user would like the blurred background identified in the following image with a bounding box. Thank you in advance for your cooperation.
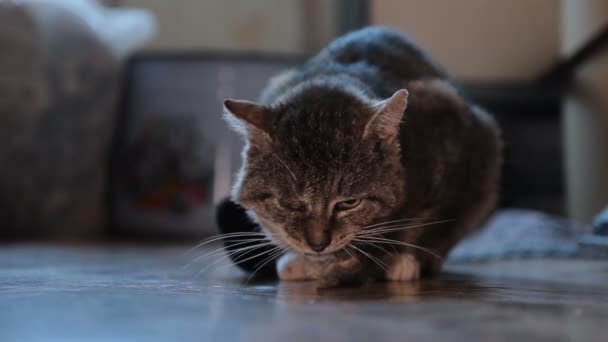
[1,0,607,241]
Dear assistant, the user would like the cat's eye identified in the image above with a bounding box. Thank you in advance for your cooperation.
[251,193,273,202]
[334,198,363,211]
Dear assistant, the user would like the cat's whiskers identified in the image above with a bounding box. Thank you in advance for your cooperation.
[206,239,287,277]
[349,219,452,260]
[253,245,286,269]
[199,242,272,266]
[226,244,284,274]
[359,219,456,236]
[361,217,425,230]
[361,223,425,235]
[183,232,273,255]
[196,242,276,276]
[352,239,394,256]
[353,236,442,259]
[220,242,277,264]
[183,238,271,269]
[271,153,297,182]
[246,247,286,283]
[347,243,388,272]
[343,245,357,260]
[224,239,285,265]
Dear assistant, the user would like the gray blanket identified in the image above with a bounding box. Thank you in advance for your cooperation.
[448,209,607,262]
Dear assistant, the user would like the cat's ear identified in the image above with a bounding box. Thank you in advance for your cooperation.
[363,89,408,142]
[223,99,274,145]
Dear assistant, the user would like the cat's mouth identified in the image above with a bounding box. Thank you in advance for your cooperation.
[302,243,351,260]
[304,251,338,261]
[273,229,352,259]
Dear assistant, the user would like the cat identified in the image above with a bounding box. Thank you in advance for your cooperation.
[219,26,502,287]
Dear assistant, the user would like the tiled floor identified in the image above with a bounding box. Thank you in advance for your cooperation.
[1,244,607,341]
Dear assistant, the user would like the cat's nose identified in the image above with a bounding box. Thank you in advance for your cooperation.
[305,223,330,252]
[308,241,329,252]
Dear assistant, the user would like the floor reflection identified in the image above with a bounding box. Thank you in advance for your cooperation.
[222,269,608,308]
[2,244,607,341]
[226,273,490,303]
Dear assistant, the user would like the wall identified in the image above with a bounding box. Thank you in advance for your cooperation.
[122,0,337,53]
[372,0,608,223]
[118,0,608,223]
[561,0,608,224]
[371,0,560,81]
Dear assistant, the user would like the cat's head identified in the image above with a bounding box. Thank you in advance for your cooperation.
[223,85,408,256]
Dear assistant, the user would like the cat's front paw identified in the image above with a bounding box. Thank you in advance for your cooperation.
[385,254,420,281]
[276,253,316,281]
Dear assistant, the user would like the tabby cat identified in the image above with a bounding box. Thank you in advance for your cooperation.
[219,27,502,287]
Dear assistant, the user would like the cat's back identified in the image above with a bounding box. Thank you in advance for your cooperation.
[309,26,449,82]
[261,27,450,104]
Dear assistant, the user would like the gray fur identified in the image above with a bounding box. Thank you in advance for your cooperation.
[224,27,502,285]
